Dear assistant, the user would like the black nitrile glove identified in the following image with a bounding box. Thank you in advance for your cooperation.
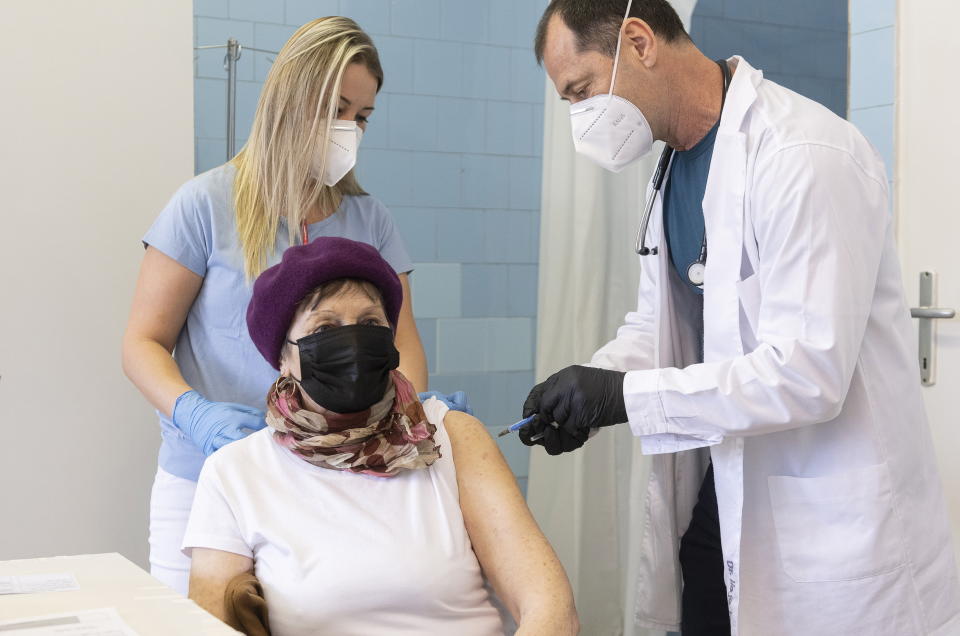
[519,365,628,456]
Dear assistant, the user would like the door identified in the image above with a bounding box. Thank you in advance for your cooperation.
[897,0,960,551]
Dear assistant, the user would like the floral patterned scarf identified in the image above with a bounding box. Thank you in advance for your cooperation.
[265,370,440,477]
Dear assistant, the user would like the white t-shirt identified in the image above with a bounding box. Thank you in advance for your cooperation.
[182,398,504,636]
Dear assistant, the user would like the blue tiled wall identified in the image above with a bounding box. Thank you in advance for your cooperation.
[849,0,895,201]
[193,0,547,489]
[691,0,848,117]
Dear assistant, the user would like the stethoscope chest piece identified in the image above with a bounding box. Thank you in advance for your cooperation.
[687,261,706,287]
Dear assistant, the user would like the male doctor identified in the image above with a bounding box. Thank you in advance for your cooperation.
[521,1,960,634]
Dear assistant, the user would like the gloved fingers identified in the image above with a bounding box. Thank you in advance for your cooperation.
[449,390,473,415]
[518,414,547,447]
[522,381,547,419]
[541,425,568,456]
[559,420,589,453]
[218,402,267,417]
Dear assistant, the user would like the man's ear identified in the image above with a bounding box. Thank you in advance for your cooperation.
[623,18,658,68]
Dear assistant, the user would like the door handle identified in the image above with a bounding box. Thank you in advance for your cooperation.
[910,308,956,320]
[911,271,956,386]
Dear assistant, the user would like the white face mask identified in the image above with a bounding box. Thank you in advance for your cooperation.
[313,120,363,187]
[568,0,653,172]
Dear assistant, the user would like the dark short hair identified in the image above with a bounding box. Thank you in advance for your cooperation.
[534,0,689,65]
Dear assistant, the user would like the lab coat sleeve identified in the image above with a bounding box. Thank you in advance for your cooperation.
[589,244,658,373]
[625,143,889,450]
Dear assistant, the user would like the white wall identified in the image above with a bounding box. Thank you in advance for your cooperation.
[0,1,193,567]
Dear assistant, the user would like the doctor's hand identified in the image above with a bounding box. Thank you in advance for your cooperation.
[172,390,267,457]
[519,366,627,455]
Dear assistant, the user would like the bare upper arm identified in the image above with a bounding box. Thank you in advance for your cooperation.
[188,547,253,621]
[444,411,573,624]
[125,246,203,351]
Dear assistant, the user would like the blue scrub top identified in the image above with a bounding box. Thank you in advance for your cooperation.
[663,120,720,296]
[143,163,414,481]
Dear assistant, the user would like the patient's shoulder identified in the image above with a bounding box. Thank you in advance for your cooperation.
[202,428,273,478]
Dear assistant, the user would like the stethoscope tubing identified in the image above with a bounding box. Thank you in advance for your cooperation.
[635,59,732,263]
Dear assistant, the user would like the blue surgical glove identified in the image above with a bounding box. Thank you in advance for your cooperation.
[418,390,473,415]
[172,390,267,457]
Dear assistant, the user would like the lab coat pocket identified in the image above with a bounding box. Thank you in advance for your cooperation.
[736,273,761,350]
[768,463,905,583]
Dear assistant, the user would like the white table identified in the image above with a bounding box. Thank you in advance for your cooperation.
[0,553,239,634]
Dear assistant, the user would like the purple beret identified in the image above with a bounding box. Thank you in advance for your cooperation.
[246,237,403,369]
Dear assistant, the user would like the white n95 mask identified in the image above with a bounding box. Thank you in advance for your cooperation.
[569,0,653,172]
[313,120,363,187]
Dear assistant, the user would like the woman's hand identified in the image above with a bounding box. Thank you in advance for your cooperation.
[444,411,579,635]
[188,548,253,621]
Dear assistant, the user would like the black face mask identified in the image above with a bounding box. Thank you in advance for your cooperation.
[289,324,400,414]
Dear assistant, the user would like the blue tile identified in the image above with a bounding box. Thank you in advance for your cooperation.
[440,0,489,43]
[850,106,894,180]
[253,22,296,52]
[196,138,226,174]
[722,0,763,22]
[391,206,437,261]
[513,0,547,49]
[509,156,542,210]
[357,148,415,205]
[486,101,535,156]
[850,0,895,34]
[849,27,894,109]
[437,211,486,262]
[339,0,391,34]
[195,78,227,138]
[415,317,438,373]
[767,0,848,31]
[487,318,533,371]
[484,210,538,263]
[361,92,390,149]
[437,318,489,373]
[412,152,461,207]
[487,0,516,47]
[285,0,340,27]
[229,0,283,23]
[437,98,486,153]
[196,18,255,80]
[461,264,509,317]
[234,80,263,144]
[462,155,510,208]
[253,50,278,82]
[510,47,547,104]
[783,27,847,81]
[413,39,463,97]
[391,0,441,38]
[487,370,535,427]
[373,36,414,93]
[411,263,462,318]
[389,94,439,151]
[532,103,544,157]
[492,426,532,477]
[738,23,783,75]
[463,44,510,99]
[195,0,229,18]
[691,0,723,19]
[507,265,538,317]
[428,372,493,414]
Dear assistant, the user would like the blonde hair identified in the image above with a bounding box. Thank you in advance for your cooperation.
[232,17,384,281]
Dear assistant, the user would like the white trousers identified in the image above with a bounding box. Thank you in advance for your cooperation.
[148,467,197,595]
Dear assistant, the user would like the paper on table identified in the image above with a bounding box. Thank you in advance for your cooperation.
[0,573,80,595]
[0,607,138,635]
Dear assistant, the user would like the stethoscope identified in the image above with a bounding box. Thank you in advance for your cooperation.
[635,59,732,289]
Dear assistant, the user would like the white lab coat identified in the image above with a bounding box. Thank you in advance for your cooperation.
[591,57,960,635]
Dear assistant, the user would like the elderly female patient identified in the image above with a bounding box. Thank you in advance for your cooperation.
[182,237,577,636]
